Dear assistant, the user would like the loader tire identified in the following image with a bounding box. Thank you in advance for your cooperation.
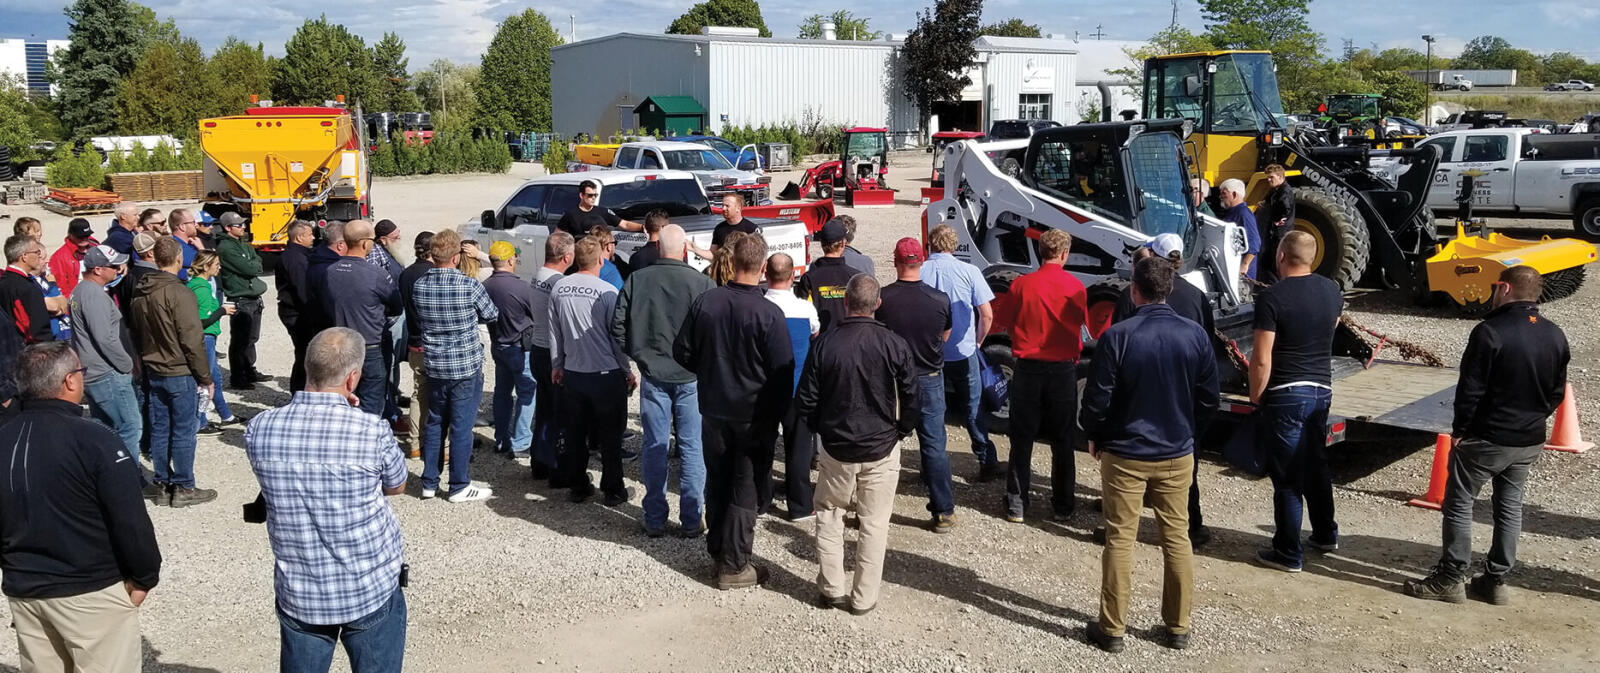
[1292,186,1370,291]
[1574,198,1600,240]
[816,181,833,201]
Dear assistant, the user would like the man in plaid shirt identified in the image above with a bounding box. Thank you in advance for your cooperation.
[412,229,498,503]
[245,327,408,673]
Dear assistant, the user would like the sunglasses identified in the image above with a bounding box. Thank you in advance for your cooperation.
[581,192,598,198]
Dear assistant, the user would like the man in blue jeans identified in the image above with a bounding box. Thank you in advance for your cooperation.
[612,224,713,536]
[920,226,999,482]
[876,238,956,532]
[130,237,217,508]
[483,241,539,457]
[323,220,404,416]
[1248,231,1343,572]
[69,245,141,456]
[247,327,407,673]
[412,230,498,503]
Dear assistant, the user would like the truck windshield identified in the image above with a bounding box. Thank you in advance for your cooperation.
[663,149,733,171]
[1210,53,1285,134]
[600,179,712,219]
[1125,132,1195,250]
[1327,97,1378,117]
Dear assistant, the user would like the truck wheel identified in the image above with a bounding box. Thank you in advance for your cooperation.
[1292,186,1370,291]
[980,342,1014,436]
[1574,198,1600,240]
[999,156,1023,178]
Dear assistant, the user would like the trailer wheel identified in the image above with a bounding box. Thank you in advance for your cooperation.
[1574,198,1600,240]
[1292,186,1370,291]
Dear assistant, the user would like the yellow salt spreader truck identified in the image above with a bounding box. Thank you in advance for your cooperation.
[197,101,372,265]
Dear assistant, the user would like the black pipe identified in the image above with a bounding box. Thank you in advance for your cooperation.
[1097,81,1112,123]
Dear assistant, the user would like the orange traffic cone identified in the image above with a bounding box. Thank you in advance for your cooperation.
[1407,433,1453,510]
[1545,384,1593,454]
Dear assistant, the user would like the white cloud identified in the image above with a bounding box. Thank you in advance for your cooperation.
[1540,1,1600,22]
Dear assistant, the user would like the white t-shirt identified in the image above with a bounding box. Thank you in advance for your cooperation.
[764,287,820,337]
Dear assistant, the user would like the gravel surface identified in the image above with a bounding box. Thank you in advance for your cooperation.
[0,163,1597,671]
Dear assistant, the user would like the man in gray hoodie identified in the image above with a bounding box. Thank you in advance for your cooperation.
[70,245,140,457]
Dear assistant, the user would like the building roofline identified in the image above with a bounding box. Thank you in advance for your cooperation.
[554,31,902,52]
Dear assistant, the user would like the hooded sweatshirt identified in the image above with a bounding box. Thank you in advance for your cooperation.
[131,270,211,385]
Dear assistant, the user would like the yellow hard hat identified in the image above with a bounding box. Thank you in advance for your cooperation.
[489,240,519,261]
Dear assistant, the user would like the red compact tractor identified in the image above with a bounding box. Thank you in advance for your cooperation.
[778,127,895,207]
[929,130,985,185]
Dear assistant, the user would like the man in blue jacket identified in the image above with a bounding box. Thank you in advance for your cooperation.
[1080,256,1219,654]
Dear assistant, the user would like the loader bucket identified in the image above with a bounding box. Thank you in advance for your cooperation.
[1426,224,1598,310]
[777,181,803,201]
[846,188,896,208]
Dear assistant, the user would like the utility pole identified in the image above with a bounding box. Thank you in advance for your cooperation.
[570,15,576,43]
[1170,0,1180,27]
[1422,34,1436,125]
[1091,24,1106,40]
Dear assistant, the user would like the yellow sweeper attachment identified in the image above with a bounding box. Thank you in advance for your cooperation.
[199,109,364,248]
[1426,222,1597,313]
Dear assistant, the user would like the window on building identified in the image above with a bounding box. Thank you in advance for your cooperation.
[1019,94,1052,121]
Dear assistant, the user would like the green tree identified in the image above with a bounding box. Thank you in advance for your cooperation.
[273,16,379,106]
[475,9,563,133]
[371,32,424,112]
[117,38,217,135]
[667,0,771,38]
[1199,0,1324,112]
[0,75,41,161]
[1452,36,1513,69]
[797,10,880,40]
[128,2,180,46]
[209,38,273,114]
[900,0,982,133]
[54,0,147,138]
[414,59,480,128]
[1367,70,1427,118]
[1540,52,1589,83]
[1369,47,1448,72]
[979,18,1042,38]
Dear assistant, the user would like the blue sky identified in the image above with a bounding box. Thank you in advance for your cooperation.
[3,0,1598,65]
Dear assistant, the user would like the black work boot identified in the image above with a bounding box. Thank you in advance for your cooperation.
[1467,573,1510,605]
[1404,568,1465,603]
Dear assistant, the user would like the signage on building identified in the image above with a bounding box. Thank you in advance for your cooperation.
[1021,60,1055,93]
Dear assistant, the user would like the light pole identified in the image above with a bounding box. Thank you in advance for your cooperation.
[1422,34,1436,126]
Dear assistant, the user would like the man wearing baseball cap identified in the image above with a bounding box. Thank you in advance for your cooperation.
[483,240,540,457]
[796,219,866,334]
[69,245,142,457]
[215,212,269,389]
[49,218,97,299]
[875,238,956,532]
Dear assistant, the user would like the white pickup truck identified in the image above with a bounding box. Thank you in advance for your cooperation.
[1406,128,1600,237]
[460,170,823,279]
[568,140,773,205]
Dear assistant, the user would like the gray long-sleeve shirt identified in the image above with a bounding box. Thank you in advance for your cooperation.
[550,272,629,374]
[68,280,134,381]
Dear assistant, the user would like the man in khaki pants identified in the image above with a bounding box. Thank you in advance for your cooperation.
[1079,257,1219,653]
[0,343,163,671]
[796,274,919,615]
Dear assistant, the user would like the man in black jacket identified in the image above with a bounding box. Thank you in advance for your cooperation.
[0,342,161,671]
[798,274,917,615]
[276,221,315,392]
[1081,257,1219,653]
[674,234,793,590]
[0,235,53,344]
[1406,265,1570,606]
[796,219,864,334]
[1254,164,1295,284]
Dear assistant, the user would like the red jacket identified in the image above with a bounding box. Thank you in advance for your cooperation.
[49,238,94,299]
[1008,265,1087,362]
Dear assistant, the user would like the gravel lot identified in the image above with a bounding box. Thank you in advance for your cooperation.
[0,161,1597,672]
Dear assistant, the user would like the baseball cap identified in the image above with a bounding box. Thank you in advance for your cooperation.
[132,232,157,254]
[894,237,924,264]
[1144,233,1184,258]
[68,218,94,239]
[218,212,247,228]
[816,219,848,245]
[488,240,519,261]
[83,244,128,269]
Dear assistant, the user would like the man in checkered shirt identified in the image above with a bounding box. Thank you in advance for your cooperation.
[411,229,498,503]
[245,327,408,672]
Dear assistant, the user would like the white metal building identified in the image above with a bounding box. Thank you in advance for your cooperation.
[551,31,1083,145]
[0,38,69,98]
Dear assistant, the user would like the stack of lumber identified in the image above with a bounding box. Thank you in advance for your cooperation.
[41,187,121,216]
[108,173,152,201]
[106,170,204,202]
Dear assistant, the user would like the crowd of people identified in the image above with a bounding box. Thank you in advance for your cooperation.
[0,186,1574,670]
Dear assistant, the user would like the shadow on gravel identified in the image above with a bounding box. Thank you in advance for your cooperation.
[762,522,1097,639]
[1342,487,1600,542]
[1301,533,1600,603]
[143,636,224,672]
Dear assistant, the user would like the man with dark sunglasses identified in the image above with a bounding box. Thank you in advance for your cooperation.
[553,179,642,242]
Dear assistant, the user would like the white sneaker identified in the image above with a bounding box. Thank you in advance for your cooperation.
[447,485,492,503]
[421,489,436,499]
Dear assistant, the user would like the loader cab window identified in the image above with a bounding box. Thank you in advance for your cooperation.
[1028,137,1130,221]
[1461,135,1509,163]
[1146,58,1207,127]
[500,184,548,229]
[1209,53,1285,134]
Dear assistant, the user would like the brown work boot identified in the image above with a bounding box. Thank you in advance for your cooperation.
[716,564,770,590]
[170,487,218,508]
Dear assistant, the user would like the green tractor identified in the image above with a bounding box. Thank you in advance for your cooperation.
[1317,93,1385,144]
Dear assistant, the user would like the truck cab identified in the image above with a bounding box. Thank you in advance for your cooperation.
[1414,128,1600,234]
[663,135,764,171]
[574,140,772,205]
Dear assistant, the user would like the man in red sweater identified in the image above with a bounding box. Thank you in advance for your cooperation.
[1003,229,1087,523]
[48,219,97,299]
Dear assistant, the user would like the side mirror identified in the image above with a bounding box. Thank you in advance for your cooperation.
[480,209,497,230]
[1183,74,1203,98]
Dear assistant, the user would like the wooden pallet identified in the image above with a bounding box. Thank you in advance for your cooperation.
[41,200,117,216]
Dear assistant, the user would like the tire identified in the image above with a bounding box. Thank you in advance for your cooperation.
[999,156,1022,178]
[815,181,833,201]
[1573,198,1600,240]
[1291,186,1371,291]
[980,342,1015,436]
[1084,280,1127,340]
